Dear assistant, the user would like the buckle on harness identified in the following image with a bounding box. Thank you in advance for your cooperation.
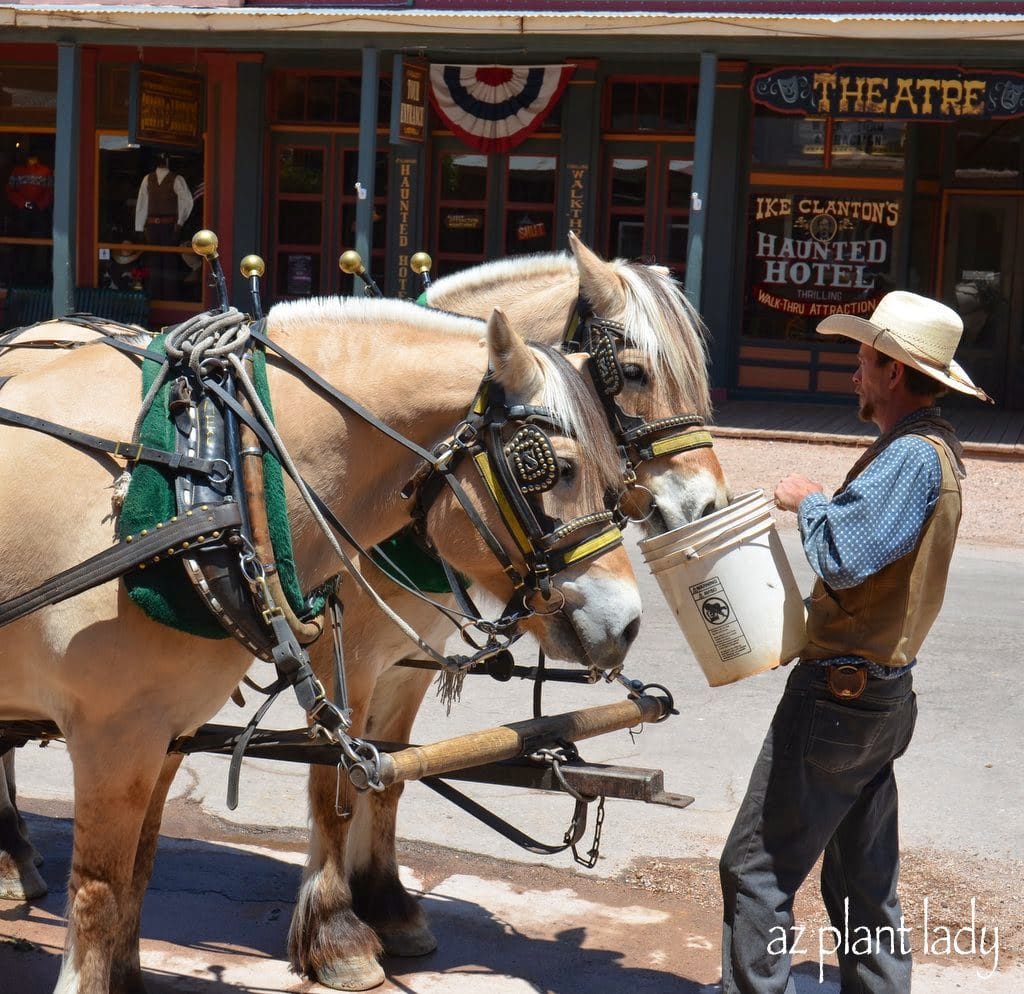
[114,440,144,462]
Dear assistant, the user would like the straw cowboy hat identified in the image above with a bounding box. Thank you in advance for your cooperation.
[113,245,141,265]
[817,290,992,402]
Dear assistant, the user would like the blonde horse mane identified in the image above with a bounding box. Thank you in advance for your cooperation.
[428,251,713,420]
[266,295,622,491]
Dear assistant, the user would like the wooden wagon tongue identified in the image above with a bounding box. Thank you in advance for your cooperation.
[357,693,673,789]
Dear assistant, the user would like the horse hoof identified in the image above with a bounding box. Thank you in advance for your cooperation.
[315,954,386,991]
[0,864,47,900]
[378,924,438,958]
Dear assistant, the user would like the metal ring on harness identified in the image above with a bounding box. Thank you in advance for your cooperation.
[617,483,658,524]
[524,586,566,616]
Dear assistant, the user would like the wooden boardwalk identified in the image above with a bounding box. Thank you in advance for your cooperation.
[711,399,1024,459]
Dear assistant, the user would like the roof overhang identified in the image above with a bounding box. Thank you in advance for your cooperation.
[4,5,1024,41]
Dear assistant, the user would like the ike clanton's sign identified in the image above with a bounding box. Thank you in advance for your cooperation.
[751,196,899,319]
[747,65,1024,324]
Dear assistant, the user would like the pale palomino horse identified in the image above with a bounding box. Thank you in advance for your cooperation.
[0,298,641,994]
[0,235,729,988]
[285,235,732,989]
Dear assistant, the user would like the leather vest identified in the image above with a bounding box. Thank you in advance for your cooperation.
[147,171,180,218]
[800,437,962,668]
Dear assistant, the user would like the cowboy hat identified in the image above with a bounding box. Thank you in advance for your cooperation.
[817,290,992,402]
[113,245,141,265]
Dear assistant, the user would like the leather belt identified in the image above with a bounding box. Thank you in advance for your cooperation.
[826,663,868,701]
[147,214,176,223]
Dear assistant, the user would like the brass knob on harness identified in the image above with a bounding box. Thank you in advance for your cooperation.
[240,255,266,279]
[411,252,432,276]
[192,229,219,259]
[339,250,365,276]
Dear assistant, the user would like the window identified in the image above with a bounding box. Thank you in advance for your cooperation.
[0,131,55,289]
[0,65,57,127]
[606,79,697,133]
[269,72,392,127]
[752,107,906,173]
[97,138,205,303]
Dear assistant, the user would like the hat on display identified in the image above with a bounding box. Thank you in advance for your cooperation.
[817,290,992,402]
[113,244,141,265]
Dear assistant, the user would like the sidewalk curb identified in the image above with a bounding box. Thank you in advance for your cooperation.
[710,426,1024,460]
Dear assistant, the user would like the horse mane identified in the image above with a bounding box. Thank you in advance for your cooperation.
[428,252,712,420]
[426,252,576,306]
[615,261,713,421]
[266,295,621,489]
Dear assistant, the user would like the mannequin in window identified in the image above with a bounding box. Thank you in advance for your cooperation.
[5,152,54,238]
[134,153,193,300]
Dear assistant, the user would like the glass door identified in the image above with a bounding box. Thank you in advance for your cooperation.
[941,194,1024,408]
[602,143,693,281]
[268,132,388,301]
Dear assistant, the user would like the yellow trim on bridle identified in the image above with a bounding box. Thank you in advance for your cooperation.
[561,525,623,566]
[649,428,715,458]
[473,450,533,556]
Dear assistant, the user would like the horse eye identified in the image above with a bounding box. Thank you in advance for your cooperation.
[621,363,647,383]
[557,458,576,483]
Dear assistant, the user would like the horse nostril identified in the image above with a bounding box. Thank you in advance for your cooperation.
[622,615,641,646]
[700,500,717,519]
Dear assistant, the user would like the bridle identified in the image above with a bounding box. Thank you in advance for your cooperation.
[561,297,714,510]
[404,373,623,616]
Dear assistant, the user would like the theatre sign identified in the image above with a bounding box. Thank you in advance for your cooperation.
[751,66,1024,121]
[749,195,899,319]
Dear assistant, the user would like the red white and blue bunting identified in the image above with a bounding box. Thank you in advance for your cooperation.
[429,64,576,154]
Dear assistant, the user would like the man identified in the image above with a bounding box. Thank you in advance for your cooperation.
[719,291,991,994]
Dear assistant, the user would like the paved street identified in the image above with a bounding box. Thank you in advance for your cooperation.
[2,530,1022,993]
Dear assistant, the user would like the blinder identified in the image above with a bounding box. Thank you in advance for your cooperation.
[563,302,715,474]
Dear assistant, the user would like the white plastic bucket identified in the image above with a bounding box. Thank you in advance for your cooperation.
[639,491,807,686]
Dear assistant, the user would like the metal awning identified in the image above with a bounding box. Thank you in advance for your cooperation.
[4,3,1024,41]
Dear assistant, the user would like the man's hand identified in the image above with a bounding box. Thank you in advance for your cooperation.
[774,474,824,513]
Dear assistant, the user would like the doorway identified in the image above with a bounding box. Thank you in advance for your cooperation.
[941,193,1024,408]
[267,131,388,300]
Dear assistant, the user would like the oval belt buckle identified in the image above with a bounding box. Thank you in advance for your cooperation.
[827,664,868,701]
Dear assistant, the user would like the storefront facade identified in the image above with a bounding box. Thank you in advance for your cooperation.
[2,3,1023,408]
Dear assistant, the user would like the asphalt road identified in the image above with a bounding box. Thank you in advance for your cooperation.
[2,531,1022,993]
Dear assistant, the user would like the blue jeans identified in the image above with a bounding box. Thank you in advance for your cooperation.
[720,662,918,994]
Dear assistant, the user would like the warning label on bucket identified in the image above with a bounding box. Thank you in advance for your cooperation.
[689,576,751,662]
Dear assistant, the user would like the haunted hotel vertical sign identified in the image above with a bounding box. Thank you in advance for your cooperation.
[388,57,427,298]
[748,195,900,334]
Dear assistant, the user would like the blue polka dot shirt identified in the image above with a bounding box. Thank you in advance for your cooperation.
[797,433,942,677]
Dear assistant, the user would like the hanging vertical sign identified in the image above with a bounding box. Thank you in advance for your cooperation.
[565,162,588,240]
[748,194,900,319]
[390,56,428,145]
[387,152,424,299]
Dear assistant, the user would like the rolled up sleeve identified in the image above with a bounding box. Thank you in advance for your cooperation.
[797,436,942,590]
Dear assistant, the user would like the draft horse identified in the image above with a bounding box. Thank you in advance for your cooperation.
[288,234,731,989]
[0,297,640,994]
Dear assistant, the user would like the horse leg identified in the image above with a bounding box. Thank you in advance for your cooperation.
[289,654,383,992]
[0,746,47,900]
[348,663,436,958]
[54,725,170,994]
[108,753,184,994]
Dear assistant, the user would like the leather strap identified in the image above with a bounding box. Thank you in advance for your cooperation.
[0,502,242,630]
[0,405,228,477]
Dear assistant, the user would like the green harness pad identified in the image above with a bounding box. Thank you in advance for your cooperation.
[371,528,454,594]
[118,339,320,637]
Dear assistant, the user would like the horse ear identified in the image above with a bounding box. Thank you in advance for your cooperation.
[569,230,627,316]
[487,308,543,396]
